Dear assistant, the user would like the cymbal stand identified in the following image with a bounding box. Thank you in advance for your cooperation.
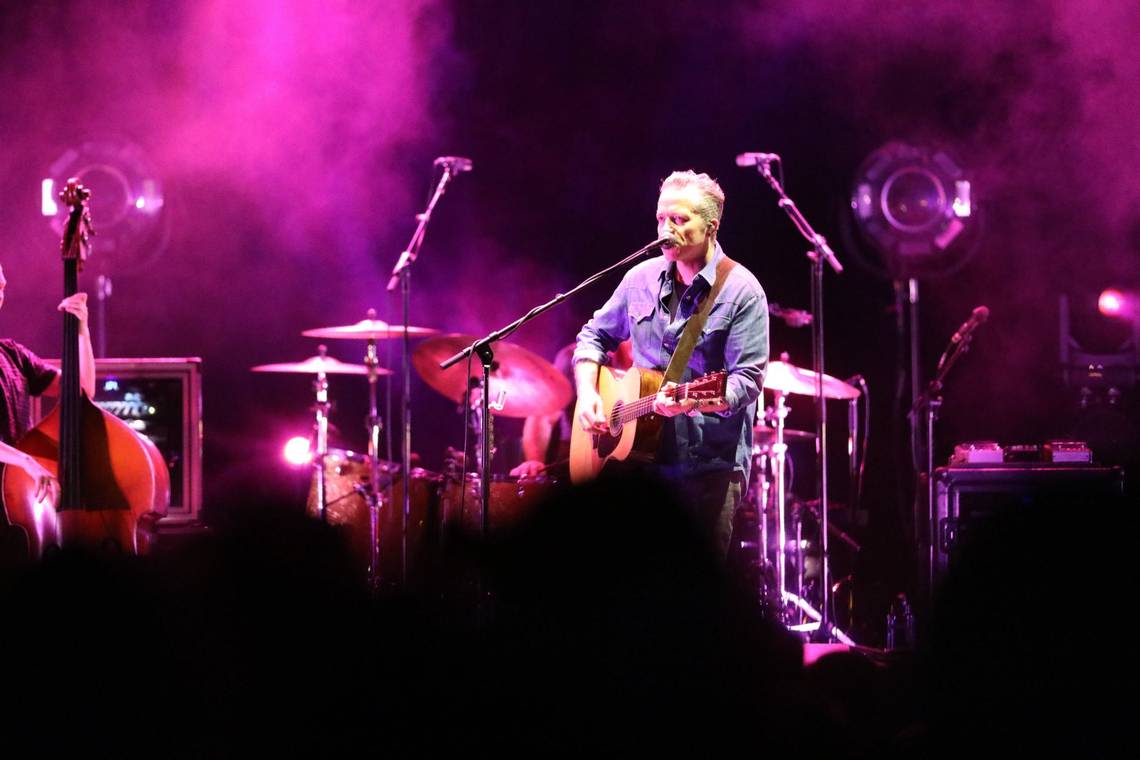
[363,320,386,590]
[770,391,791,617]
[386,161,466,585]
[311,348,332,522]
[748,439,772,594]
[748,156,853,644]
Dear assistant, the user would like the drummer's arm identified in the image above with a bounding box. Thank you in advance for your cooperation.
[521,412,559,463]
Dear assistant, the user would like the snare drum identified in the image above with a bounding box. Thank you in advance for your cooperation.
[440,473,555,535]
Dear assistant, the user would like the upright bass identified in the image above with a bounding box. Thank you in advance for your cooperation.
[2,179,168,558]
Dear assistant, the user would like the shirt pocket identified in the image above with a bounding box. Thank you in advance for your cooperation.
[628,299,655,324]
[701,312,733,339]
[697,311,734,369]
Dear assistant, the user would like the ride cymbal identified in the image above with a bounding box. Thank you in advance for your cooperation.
[302,310,440,341]
[412,333,571,418]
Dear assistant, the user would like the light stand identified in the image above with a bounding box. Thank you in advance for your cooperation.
[746,156,851,644]
[362,316,385,590]
[386,161,466,585]
[439,237,671,536]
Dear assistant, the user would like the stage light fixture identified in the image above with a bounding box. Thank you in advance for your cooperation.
[849,141,980,280]
[1098,288,1129,318]
[283,436,313,466]
[42,138,166,262]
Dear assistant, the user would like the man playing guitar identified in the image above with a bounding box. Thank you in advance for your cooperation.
[573,170,769,555]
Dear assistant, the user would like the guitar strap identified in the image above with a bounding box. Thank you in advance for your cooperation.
[662,255,737,384]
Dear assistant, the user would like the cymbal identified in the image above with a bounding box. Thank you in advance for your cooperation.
[302,316,440,341]
[764,360,859,400]
[412,333,572,418]
[251,354,389,376]
[753,425,816,445]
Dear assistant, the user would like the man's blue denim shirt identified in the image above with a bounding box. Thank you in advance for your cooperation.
[574,243,769,482]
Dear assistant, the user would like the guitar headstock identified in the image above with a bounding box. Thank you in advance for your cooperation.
[684,370,727,399]
[59,178,94,269]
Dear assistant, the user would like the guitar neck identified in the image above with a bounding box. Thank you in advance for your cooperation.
[59,260,83,510]
[611,373,722,426]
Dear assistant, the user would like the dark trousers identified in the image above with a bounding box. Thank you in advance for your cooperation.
[673,469,743,558]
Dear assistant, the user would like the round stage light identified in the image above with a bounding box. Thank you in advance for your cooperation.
[1098,288,1127,318]
[42,138,167,264]
[849,141,981,280]
[283,436,313,466]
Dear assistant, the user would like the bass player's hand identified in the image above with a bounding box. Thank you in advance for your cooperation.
[22,456,59,504]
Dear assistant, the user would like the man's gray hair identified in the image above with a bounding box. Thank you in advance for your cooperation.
[660,170,725,226]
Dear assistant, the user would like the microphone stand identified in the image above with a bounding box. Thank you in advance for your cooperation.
[748,158,851,645]
[386,163,462,586]
[912,320,980,607]
[439,237,670,542]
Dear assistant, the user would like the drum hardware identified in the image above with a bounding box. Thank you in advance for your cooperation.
[416,333,572,540]
[440,471,555,535]
[749,354,861,645]
[300,309,442,590]
[253,342,402,589]
[302,448,444,588]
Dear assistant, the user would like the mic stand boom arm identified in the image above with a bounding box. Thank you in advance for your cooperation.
[438,236,670,540]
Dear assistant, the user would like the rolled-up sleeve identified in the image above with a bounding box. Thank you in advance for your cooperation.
[573,271,633,367]
[720,289,768,415]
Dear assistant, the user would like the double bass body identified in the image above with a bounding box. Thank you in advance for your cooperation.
[3,392,168,558]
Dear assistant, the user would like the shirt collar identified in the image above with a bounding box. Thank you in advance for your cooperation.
[658,241,725,289]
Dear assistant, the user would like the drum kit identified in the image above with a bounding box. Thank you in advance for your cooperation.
[250,311,571,589]
[250,310,864,622]
[751,356,861,641]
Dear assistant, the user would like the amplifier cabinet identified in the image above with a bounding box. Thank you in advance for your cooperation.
[31,357,203,523]
[921,464,1125,600]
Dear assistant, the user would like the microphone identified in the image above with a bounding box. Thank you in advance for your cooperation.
[433,156,473,173]
[654,234,678,249]
[950,305,990,344]
[736,152,780,167]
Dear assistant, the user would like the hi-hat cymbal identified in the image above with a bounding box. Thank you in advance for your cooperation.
[412,333,571,418]
[251,354,389,376]
[764,360,860,400]
[302,315,440,341]
[753,425,817,445]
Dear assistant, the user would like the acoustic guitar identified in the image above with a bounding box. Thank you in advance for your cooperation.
[569,366,726,483]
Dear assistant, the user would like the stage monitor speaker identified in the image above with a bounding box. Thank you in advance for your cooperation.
[31,357,203,523]
[920,463,1125,603]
